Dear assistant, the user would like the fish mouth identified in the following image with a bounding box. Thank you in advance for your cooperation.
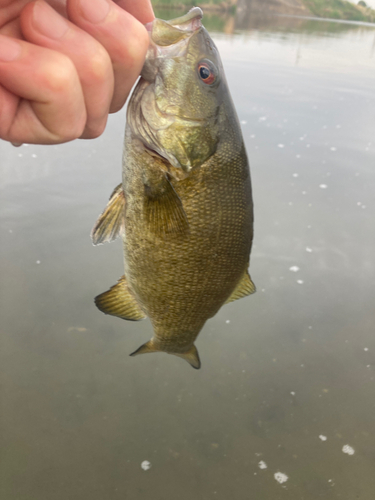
[145,7,203,35]
[141,8,203,82]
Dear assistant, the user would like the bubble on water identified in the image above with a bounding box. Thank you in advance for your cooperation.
[274,472,288,484]
[306,247,312,252]
[258,461,267,470]
[302,191,307,195]
[240,120,247,125]
[32,154,37,158]
[290,391,296,396]
[292,173,299,178]
[342,445,355,456]
[278,144,285,148]
[330,147,337,151]
[250,134,255,138]
[364,348,369,352]
[297,280,304,284]
[319,184,328,189]
[289,266,300,272]
[296,154,301,158]
[226,320,230,324]
[18,153,23,158]
[141,460,151,471]
[259,116,267,122]
[36,260,41,264]
[319,435,327,441]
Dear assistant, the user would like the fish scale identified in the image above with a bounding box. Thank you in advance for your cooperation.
[92,8,255,369]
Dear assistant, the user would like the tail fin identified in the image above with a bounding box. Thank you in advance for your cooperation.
[130,341,201,369]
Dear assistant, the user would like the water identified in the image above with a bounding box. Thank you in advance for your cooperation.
[1,12,375,500]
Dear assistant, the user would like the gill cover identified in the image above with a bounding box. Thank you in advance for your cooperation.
[127,8,224,175]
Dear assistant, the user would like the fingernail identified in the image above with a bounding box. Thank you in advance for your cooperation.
[33,1,69,39]
[79,0,110,24]
[0,35,21,61]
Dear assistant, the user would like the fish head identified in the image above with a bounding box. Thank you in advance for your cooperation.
[127,8,229,177]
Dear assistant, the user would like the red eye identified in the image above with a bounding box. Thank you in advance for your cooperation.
[198,62,216,85]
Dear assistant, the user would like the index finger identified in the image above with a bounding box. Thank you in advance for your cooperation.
[114,0,154,24]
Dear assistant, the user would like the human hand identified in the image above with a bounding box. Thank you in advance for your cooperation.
[0,0,154,144]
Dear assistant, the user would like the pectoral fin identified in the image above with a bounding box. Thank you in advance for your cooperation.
[144,175,189,237]
[130,341,201,369]
[95,276,146,321]
[91,183,125,245]
[225,269,256,304]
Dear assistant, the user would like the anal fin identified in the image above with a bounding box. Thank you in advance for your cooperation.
[225,269,256,304]
[91,183,125,245]
[95,275,146,321]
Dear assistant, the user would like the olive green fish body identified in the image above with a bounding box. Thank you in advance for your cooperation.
[92,8,255,369]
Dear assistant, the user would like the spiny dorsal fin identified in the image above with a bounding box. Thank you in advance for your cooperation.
[130,341,201,369]
[95,276,146,321]
[225,269,256,304]
[144,176,189,237]
[91,183,125,245]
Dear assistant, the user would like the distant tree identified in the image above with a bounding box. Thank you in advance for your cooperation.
[358,1,367,6]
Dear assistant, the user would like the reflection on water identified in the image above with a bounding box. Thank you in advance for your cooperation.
[1,12,375,500]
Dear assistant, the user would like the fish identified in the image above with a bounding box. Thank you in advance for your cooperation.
[91,7,255,369]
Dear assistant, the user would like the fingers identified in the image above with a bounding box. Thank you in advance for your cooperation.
[66,0,150,113]
[20,0,114,138]
[0,33,86,144]
[114,0,154,24]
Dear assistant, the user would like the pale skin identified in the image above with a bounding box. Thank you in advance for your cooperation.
[0,0,154,144]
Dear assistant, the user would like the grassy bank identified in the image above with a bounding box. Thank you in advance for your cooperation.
[152,0,375,22]
[303,0,375,22]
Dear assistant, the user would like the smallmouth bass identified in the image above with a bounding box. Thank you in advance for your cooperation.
[92,8,255,369]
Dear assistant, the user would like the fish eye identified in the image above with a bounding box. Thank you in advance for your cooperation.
[197,60,217,85]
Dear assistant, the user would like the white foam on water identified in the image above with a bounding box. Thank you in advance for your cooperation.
[319,435,327,441]
[141,460,151,471]
[289,266,300,272]
[342,445,355,456]
[319,184,328,189]
[258,461,267,470]
[274,472,288,484]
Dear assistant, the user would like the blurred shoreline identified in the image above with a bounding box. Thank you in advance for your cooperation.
[152,0,375,23]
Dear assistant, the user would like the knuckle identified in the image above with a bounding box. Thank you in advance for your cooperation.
[125,23,149,65]
[84,46,112,85]
[43,54,78,94]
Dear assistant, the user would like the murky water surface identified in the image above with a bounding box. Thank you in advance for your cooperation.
[1,12,375,500]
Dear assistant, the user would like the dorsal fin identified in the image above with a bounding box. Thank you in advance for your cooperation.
[225,269,256,304]
[130,341,201,369]
[91,183,125,245]
[95,276,146,321]
[129,340,156,356]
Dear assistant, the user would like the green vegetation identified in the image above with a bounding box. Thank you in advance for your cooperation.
[302,0,374,22]
[152,0,375,23]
